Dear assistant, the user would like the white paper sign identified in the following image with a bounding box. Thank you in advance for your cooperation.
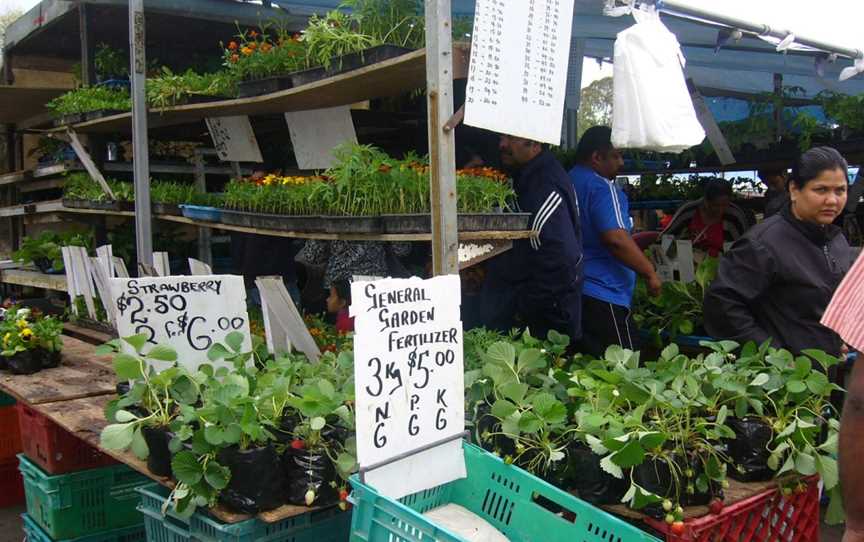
[205,116,263,163]
[284,106,357,170]
[350,275,466,499]
[108,275,252,371]
[464,0,576,145]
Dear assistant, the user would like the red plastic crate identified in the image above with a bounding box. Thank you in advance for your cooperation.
[0,456,24,508]
[644,476,820,542]
[17,403,116,474]
[0,405,21,463]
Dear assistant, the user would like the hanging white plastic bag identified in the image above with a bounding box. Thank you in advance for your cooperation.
[611,8,705,152]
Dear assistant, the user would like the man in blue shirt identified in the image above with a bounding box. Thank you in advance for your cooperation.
[569,126,661,357]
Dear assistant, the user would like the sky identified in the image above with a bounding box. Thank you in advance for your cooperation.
[1,0,39,14]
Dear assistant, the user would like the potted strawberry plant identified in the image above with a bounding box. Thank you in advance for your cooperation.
[99,335,201,477]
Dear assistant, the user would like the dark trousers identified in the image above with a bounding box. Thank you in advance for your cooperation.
[579,295,640,358]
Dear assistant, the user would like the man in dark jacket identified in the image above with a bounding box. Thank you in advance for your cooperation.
[479,135,584,341]
[703,203,852,356]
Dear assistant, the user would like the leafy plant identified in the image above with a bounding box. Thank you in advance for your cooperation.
[633,257,719,343]
[146,68,236,109]
[0,307,63,356]
[95,44,129,80]
[62,172,134,202]
[341,0,424,48]
[47,87,132,117]
[12,231,91,271]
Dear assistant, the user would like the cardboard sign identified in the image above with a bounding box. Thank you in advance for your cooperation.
[284,106,357,170]
[464,0,576,145]
[205,116,263,163]
[108,275,252,371]
[350,275,466,499]
[255,276,321,361]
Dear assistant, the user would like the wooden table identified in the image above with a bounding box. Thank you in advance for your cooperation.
[0,336,116,405]
[34,394,323,525]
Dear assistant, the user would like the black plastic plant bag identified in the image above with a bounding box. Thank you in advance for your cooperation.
[568,445,628,505]
[142,426,173,478]
[282,447,337,507]
[725,417,774,482]
[7,350,41,375]
[634,455,723,518]
[219,445,284,513]
[39,348,61,369]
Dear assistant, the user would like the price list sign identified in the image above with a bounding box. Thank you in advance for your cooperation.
[464,0,576,145]
[351,276,466,499]
[109,275,252,371]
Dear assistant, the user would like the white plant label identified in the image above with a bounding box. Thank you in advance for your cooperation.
[350,275,466,499]
[464,0,576,145]
[284,106,357,170]
[205,116,263,163]
[109,275,252,371]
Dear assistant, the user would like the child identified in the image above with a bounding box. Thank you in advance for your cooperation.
[327,280,354,333]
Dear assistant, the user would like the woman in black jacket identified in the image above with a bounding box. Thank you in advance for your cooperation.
[703,147,854,357]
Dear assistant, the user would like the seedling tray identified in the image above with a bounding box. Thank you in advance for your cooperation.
[381,213,532,234]
[219,209,328,233]
[238,45,412,97]
[152,203,182,216]
[62,199,135,212]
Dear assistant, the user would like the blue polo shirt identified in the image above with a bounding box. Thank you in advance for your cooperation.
[569,165,636,308]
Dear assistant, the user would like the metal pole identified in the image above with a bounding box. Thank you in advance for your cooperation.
[657,0,864,60]
[193,152,212,265]
[129,0,153,267]
[426,0,458,276]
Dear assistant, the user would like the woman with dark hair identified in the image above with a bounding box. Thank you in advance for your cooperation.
[703,146,854,356]
[661,178,753,257]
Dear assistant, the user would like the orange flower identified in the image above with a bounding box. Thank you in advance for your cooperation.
[227,41,238,51]
[230,54,240,63]
[241,47,253,56]
[249,30,259,38]
[378,164,392,173]
[261,43,272,53]
[248,41,257,50]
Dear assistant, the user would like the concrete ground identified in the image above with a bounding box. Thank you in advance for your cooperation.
[0,503,847,541]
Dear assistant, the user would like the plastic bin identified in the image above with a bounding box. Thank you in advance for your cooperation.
[19,454,149,540]
[180,205,223,223]
[137,484,351,542]
[349,442,659,542]
[18,402,117,474]
[22,513,147,542]
[0,456,24,508]
[0,404,21,463]
[0,391,16,407]
[643,476,820,542]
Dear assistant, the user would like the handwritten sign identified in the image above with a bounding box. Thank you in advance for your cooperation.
[284,106,357,170]
[205,116,263,163]
[464,0,576,145]
[108,275,252,371]
[350,275,466,499]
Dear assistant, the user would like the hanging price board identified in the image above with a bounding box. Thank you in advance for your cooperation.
[109,275,252,371]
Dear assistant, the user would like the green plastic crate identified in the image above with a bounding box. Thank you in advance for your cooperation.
[19,454,149,540]
[0,391,16,407]
[349,442,660,542]
[137,484,351,542]
[22,513,146,542]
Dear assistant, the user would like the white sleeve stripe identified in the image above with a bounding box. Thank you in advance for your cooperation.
[607,182,625,229]
[532,192,559,232]
[533,193,561,236]
[534,196,562,240]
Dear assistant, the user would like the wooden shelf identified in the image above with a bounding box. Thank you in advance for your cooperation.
[0,268,68,291]
[0,199,64,217]
[46,46,466,134]
[0,163,75,187]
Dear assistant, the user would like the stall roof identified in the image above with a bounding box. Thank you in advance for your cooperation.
[274,0,864,97]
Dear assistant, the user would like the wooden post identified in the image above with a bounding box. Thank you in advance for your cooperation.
[79,5,97,87]
[193,152,212,265]
[426,0,458,276]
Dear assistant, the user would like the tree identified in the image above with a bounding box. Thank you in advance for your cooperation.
[577,76,613,139]
[1,9,23,52]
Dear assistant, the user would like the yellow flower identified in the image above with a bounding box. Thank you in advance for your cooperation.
[15,319,27,329]
[2,333,10,347]
[19,328,33,341]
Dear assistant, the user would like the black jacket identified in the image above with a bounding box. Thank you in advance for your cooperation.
[704,204,853,356]
[480,151,584,340]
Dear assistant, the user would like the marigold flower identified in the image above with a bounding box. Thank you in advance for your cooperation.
[228,41,238,51]
[241,47,253,56]
[230,54,240,63]
[249,30,259,38]
[261,43,272,53]
[248,42,257,50]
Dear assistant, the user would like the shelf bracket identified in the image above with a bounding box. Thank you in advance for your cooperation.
[58,130,116,199]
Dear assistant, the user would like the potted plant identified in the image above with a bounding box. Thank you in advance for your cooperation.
[0,308,64,374]
[12,231,91,274]
[99,335,201,478]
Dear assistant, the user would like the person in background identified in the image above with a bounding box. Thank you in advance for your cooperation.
[703,147,853,357]
[479,134,583,341]
[568,126,661,357]
[326,280,354,333]
[660,179,751,257]
[759,166,789,218]
[296,240,411,289]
